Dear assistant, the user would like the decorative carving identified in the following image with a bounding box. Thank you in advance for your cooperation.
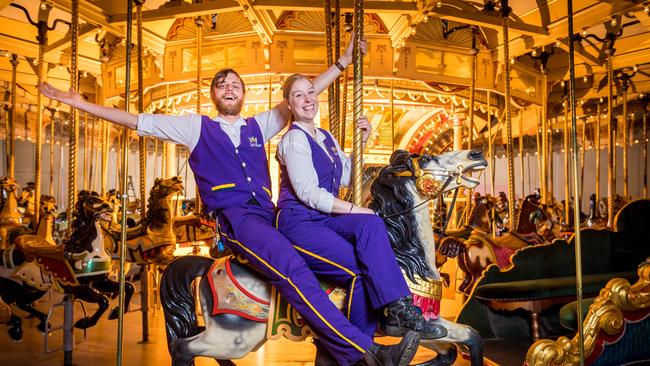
[251,41,261,64]
[276,11,387,34]
[166,13,253,41]
[526,258,650,366]
[376,44,387,68]
[402,47,412,69]
[413,18,488,50]
[277,40,288,64]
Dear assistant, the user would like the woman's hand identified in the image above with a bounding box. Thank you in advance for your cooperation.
[340,33,368,67]
[356,116,372,144]
[38,82,84,107]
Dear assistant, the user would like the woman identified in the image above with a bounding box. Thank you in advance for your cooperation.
[275,74,447,362]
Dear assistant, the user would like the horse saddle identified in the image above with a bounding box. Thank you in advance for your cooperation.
[13,236,78,287]
[173,215,215,244]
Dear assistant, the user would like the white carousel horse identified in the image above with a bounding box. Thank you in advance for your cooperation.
[160,149,486,366]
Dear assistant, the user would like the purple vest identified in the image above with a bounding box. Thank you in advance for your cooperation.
[189,115,273,212]
[277,125,342,216]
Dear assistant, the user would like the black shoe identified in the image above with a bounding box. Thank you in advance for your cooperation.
[314,340,338,366]
[359,330,420,366]
[380,296,447,339]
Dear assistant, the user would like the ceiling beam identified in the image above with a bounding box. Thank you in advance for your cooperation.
[45,23,97,58]
[252,0,418,14]
[236,0,275,45]
[109,0,241,23]
[49,0,165,55]
[556,38,601,67]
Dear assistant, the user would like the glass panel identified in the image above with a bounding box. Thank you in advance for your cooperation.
[415,47,471,78]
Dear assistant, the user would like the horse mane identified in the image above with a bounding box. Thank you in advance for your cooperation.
[368,150,435,283]
[142,182,170,230]
[66,190,99,254]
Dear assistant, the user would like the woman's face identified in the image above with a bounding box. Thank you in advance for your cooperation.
[287,77,318,122]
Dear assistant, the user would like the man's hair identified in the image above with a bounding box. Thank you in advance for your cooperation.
[282,73,311,100]
[210,68,246,106]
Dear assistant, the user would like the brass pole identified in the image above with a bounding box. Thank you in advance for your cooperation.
[502,3,516,228]
[100,62,109,196]
[596,103,601,215]
[607,54,615,227]
[35,32,47,223]
[117,0,134,364]
[519,109,524,197]
[67,0,79,220]
[351,0,364,205]
[390,80,395,150]
[334,0,341,141]
[564,107,570,224]
[549,118,554,201]
[325,0,339,140]
[8,54,17,180]
[541,74,548,203]
[536,109,542,195]
[137,2,147,218]
[194,16,203,214]
[580,119,586,204]
[622,84,629,197]
[50,110,55,196]
[567,1,585,360]
[83,112,89,190]
[641,105,648,198]
[487,91,496,237]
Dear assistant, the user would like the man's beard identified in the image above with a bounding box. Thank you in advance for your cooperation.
[216,98,243,116]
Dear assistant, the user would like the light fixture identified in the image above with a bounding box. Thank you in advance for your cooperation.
[581,28,587,36]
[555,39,561,47]
[436,1,443,8]
[633,64,639,72]
[583,75,589,83]
[531,49,538,57]
[610,17,617,26]
[510,57,515,64]
[561,80,566,87]
[40,1,47,11]
[599,97,604,103]
[645,5,649,14]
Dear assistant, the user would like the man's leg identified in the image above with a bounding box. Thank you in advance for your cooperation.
[217,206,371,365]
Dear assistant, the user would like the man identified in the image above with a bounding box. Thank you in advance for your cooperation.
[39,38,437,366]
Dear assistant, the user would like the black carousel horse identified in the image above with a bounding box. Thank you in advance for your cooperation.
[160,149,486,366]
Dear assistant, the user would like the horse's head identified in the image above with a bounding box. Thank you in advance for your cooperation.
[17,183,35,208]
[76,191,113,224]
[39,195,58,218]
[0,177,19,194]
[151,176,184,199]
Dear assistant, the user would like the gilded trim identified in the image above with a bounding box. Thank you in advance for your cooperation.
[526,258,650,366]
[211,183,235,191]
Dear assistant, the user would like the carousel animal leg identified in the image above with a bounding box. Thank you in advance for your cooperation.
[65,284,109,329]
[415,341,457,366]
[90,277,134,320]
[422,318,483,366]
[7,313,23,341]
[0,277,24,340]
[15,287,49,333]
[457,251,474,295]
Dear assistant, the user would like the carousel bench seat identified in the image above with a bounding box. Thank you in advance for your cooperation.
[558,297,595,331]
[456,199,650,341]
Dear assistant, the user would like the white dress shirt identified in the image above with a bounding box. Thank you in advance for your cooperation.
[277,122,352,214]
[136,106,288,151]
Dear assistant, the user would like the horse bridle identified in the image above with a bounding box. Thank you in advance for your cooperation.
[381,156,463,219]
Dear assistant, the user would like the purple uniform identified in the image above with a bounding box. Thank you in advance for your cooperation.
[276,124,411,338]
[189,116,373,365]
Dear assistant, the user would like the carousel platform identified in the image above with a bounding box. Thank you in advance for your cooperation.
[0,290,512,365]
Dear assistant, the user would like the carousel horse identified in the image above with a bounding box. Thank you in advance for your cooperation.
[17,182,36,226]
[0,177,24,249]
[1,192,134,331]
[0,195,59,340]
[160,150,486,366]
[438,193,551,296]
[105,176,183,267]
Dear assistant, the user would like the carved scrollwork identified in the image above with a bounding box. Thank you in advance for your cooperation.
[525,257,650,366]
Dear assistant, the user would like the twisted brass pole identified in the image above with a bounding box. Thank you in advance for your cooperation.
[34,35,46,223]
[83,112,89,189]
[519,109,524,196]
[351,0,364,205]
[195,16,203,214]
[567,3,586,359]
[541,75,548,203]
[644,109,648,198]
[564,106,570,224]
[536,109,542,195]
[8,54,17,180]
[622,84,629,197]
[325,0,338,139]
[50,110,55,196]
[502,5,516,228]
[549,117,554,201]
[607,54,615,227]
[100,63,108,196]
[468,32,477,150]
[487,91,496,237]
[334,0,341,140]
[580,119,586,205]
[137,2,147,217]
[390,80,395,150]
[68,0,79,219]
[596,103,601,215]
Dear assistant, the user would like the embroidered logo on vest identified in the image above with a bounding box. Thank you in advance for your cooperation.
[249,136,262,147]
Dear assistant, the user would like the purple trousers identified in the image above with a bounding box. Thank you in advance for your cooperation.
[216,205,373,365]
[275,208,411,339]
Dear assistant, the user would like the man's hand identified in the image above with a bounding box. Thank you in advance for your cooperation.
[38,82,84,107]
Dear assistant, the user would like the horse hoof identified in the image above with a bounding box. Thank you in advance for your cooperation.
[74,318,94,329]
[108,308,119,320]
[8,326,23,342]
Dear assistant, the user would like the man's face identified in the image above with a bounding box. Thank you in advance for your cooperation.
[213,72,244,116]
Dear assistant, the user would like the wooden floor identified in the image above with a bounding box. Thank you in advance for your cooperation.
[0,291,483,366]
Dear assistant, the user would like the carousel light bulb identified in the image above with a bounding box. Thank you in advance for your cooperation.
[58,64,63,70]
[531,49,538,57]
[32,59,38,66]
[645,5,650,14]
[410,26,417,36]
[633,64,639,72]
[599,97,604,103]
[640,93,645,99]
[40,1,47,11]
[510,58,515,64]
[555,39,561,47]
[436,1,443,8]
[581,28,587,36]
[561,80,566,88]
[611,17,617,27]
[583,75,589,83]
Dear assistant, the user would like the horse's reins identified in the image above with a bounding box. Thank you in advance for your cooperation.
[380,158,463,219]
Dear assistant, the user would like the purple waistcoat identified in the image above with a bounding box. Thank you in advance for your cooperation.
[189,115,273,212]
[277,125,342,217]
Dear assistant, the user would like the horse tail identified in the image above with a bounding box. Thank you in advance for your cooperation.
[160,255,213,349]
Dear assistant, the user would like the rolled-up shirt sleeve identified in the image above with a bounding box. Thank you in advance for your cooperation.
[330,133,352,187]
[137,114,202,152]
[277,130,335,213]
